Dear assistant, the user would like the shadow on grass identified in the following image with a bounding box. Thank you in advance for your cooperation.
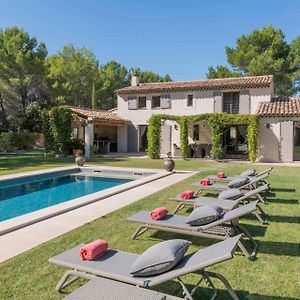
[157,281,300,300]
[142,228,299,257]
[89,157,128,163]
[267,198,299,204]
[271,188,296,193]
[258,240,300,257]
[242,213,300,224]
[268,215,300,224]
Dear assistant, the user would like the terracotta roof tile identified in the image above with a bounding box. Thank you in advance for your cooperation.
[256,98,300,117]
[69,106,127,123]
[116,75,273,95]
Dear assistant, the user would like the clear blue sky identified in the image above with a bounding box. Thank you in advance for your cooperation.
[1,0,300,80]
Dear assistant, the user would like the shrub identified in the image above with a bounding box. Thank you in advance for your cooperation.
[0,132,41,152]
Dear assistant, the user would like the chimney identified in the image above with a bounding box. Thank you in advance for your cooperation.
[131,72,140,86]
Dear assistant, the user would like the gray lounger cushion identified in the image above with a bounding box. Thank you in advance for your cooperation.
[228,176,250,188]
[185,205,223,226]
[240,169,256,177]
[218,189,244,201]
[130,239,191,276]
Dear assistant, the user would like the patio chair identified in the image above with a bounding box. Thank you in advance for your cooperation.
[171,184,269,223]
[49,235,242,300]
[127,202,259,259]
[193,173,269,203]
[207,167,273,183]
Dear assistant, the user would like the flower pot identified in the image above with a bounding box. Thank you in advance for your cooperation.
[75,155,86,167]
[164,158,175,172]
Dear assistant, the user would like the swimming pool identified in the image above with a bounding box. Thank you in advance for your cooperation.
[0,170,132,221]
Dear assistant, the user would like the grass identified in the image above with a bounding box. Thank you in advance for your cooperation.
[0,155,300,299]
[0,150,221,176]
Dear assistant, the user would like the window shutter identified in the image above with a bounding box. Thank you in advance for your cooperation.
[213,91,222,112]
[161,94,171,109]
[239,90,250,114]
[128,96,138,110]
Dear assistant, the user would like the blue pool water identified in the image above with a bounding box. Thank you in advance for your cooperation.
[0,173,132,221]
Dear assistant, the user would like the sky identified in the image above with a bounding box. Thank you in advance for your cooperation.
[1,0,300,81]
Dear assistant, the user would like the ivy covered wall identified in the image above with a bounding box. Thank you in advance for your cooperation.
[147,113,259,161]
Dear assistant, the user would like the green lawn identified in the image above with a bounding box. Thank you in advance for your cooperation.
[0,155,300,299]
[0,150,221,176]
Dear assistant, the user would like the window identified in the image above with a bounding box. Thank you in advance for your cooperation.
[187,95,193,107]
[72,127,79,139]
[152,96,161,109]
[138,97,146,109]
[223,92,240,114]
[193,125,200,141]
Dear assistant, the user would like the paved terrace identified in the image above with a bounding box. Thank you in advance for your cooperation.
[0,166,196,262]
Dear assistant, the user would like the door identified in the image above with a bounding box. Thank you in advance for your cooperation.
[294,122,300,160]
[222,124,248,159]
[281,121,293,162]
[160,125,172,156]
[138,125,148,152]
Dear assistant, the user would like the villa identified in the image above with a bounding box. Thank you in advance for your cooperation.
[70,74,300,162]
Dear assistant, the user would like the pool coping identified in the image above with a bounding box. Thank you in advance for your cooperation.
[0,165,172,236]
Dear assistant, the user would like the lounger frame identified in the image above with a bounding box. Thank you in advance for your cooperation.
[207,167,273,183]
[193,173,270,204]
[171,184,269,223]
[50,236,242,300]
[128,202,259,259]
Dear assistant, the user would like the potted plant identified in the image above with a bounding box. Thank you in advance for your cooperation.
[75,149,86,167]
[164,151,175,172]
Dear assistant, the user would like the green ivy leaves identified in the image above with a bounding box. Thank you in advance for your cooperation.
[147,113,258,162]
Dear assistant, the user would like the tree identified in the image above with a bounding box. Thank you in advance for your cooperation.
[206,65,240,79]
[130,67,172,83]
[91,82,96,109]
[289,36,300,92]
[97,61,129,109]
[208,26,300,96]
[0,26,48,130]
[47,44,99,107]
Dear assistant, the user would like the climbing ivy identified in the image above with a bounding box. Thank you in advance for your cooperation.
[49,106,75,155]
[147,114,180,159]
[147,113,259,161]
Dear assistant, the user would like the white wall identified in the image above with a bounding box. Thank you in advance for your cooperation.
[257,117,296,162]
[116,90,215,125]
[250,88,272,114]
[117,87,273,125]
[117,86,273,155]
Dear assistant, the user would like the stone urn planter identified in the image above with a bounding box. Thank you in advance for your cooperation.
[75,149,86,167]
[164,152,175,172]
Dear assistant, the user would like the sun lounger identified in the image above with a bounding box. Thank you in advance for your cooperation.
[127,202,259,259]
[193,173,269,203]
[63,277,182,300]
[207,167,273,183]
[49,236,242,300]
[171,184,269,223]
